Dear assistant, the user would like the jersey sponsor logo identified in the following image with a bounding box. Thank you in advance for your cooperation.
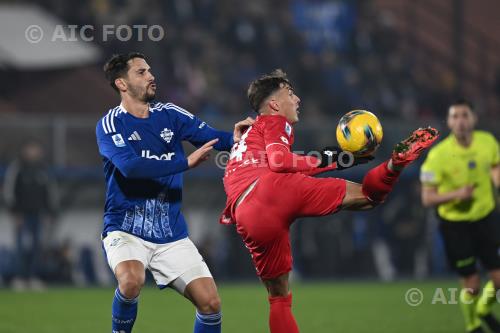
[285,122,292,137]
[280,136,289,144]
[160,128,174,143]
[141,150,175,160]
[112,134,126,147]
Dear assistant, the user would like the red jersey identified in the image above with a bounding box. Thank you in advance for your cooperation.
[225,114,294,196]
[220,115,328,224]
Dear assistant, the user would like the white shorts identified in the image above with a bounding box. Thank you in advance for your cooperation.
[102,231,212,293]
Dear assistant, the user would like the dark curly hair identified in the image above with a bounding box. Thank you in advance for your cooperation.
[103,52,145,93]
[247,69,292,113]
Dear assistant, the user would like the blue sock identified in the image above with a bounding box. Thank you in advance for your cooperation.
[112,288,138,333]
[193,311,222,333]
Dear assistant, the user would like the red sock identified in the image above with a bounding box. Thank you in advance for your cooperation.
[362,160,401,203]
[268,293,299,333]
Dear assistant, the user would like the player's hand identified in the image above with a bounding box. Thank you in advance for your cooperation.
[319,146,374,169]
[233,117,255,143]
[455,185,474,201]
[187,139,218,168]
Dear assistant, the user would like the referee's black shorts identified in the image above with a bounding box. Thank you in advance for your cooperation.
[439,211,500,277]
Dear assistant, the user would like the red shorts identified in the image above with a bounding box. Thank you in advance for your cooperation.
[234,172,346,280]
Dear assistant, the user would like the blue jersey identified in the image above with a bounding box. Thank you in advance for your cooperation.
[96,102,233,244]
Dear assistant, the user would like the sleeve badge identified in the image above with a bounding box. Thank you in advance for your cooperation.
[112,134,126,147]
[285,122,292,137]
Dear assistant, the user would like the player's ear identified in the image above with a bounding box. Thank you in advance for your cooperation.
[115,78,127,92]
[471,111,477,127]
[446,109,453,130]
[268,98,280,113]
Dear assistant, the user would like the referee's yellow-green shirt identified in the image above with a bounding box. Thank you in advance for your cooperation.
[420,130,499,222]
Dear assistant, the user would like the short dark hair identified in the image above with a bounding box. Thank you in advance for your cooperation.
[247,69,291,113]
[104,52,145,92]
[450,98,474,111]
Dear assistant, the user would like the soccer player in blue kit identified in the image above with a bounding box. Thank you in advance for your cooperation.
[96,52,253,333]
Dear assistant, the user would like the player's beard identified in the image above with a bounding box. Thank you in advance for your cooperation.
[129,84,156,102]
[144,88,155,102]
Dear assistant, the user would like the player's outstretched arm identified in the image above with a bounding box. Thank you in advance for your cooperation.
[300,147,374,176]
[266,144,320,173]
[187,139,218,169]
[97,125,189,179]
[168,102,234,151]
[189,116,254,150]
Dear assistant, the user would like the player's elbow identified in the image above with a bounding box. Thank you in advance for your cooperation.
[268,160,293,173]
[267,151,290,173]
[268,163,288,173]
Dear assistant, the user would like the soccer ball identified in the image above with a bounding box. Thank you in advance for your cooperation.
[336,110,383,156]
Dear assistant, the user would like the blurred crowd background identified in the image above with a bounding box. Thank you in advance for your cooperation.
[0,0,499,289]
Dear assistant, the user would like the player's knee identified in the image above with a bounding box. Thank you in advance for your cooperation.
[264,277,289,297]
[118,272,144,298]
[198,295,221,313]
[342,182,379,211]
[269,288,288,297]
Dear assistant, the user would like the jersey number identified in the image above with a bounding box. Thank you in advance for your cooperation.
[229,126,252,161]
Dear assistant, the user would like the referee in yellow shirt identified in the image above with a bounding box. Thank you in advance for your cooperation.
[421,99,500,333]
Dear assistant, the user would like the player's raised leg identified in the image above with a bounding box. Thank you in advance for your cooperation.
[183,277,222,333]
[112,260,145,333]
[342,127,439,210]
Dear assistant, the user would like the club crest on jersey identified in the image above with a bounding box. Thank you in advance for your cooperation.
[160,128,174,143]
[112,134,126,147]
[285,122,292,137]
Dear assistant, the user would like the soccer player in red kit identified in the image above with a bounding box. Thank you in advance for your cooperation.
[220,69,438,333]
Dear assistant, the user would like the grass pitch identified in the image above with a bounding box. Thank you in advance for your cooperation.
[0,280,483,332]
